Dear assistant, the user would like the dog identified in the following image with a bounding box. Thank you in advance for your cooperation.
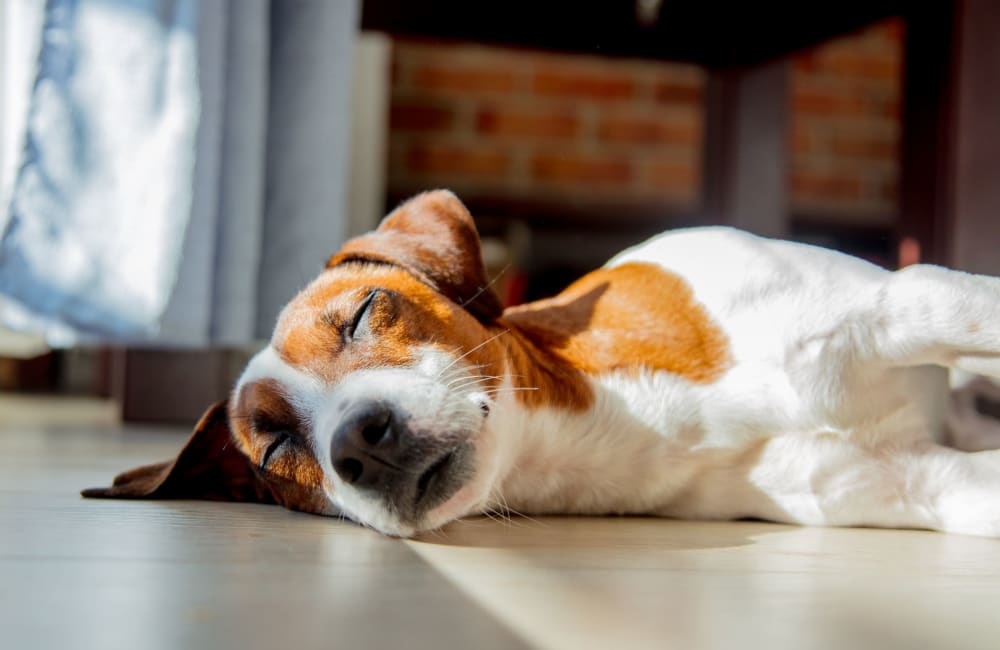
[84,190,1000,538]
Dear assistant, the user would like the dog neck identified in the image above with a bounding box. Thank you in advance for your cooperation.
[481,318,682,516]
[490,318,595,412]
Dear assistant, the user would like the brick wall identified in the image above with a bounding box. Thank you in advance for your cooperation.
[389,42,705,214]
[791,19,903,224]
[388,19,903,226]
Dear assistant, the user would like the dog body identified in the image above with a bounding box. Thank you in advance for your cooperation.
[86,191,1000,538]
[490,228,953,527]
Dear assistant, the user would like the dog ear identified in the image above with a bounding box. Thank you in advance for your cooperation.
[81,400,276,504]
[328,190,504,321]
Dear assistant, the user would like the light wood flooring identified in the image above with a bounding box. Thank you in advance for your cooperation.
[2,394,1000,649]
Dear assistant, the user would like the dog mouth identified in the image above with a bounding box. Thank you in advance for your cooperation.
[414,450,455,508]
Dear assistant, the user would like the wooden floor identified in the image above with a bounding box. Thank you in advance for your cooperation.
[3,395,1000,649]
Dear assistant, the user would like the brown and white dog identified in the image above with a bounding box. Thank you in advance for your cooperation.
[84,190,1000,537]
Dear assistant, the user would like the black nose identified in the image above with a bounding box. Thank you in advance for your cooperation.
[330,401,466,515]
[330,402,406,489]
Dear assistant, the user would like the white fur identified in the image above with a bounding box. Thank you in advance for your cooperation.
[482,228,1000,536]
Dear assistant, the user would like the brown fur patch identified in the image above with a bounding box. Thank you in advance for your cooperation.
[503,262,731,385]
[230,379,326,506]
[488,326,595,412]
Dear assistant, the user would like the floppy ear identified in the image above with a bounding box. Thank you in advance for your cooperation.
[81,400,275,504]
[328,190,504,321]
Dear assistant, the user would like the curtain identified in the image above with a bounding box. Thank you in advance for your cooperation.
[0,0,359,347]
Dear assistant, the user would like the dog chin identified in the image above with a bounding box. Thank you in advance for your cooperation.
[413,424,501,535]
[349,480,486,538]
[417,479,489,533]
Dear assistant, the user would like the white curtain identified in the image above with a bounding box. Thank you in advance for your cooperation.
[0,0,359,347]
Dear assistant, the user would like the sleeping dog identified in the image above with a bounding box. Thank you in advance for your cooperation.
[84,190,1000,537]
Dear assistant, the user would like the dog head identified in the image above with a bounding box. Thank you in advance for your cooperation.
[84,191,520,536]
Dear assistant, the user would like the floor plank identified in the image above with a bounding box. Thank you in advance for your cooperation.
[3,398,1000,649]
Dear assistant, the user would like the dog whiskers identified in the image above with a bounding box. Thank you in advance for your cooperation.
[446,373,499,386]
[482,386,539,394]
[488,490,513,527]
[443,362,489,378]
[447,376,506,391]
[485,459,544,529]
[445,374,531,394]
[481,508,505,526]
[437,329,510,377]
[482,488,543,530]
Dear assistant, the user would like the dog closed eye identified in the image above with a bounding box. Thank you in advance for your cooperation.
[345,290,378,341]
[251,413,296,469]
[260,432,291,469]
[344,289,401,342]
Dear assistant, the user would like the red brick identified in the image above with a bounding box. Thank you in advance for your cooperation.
[792,91,846,115]
[882,98,901,119]
[645,161,699,193]
[791,123,814,155]
[531,153,633,185]
[599,113,701,147]
[405,144,510,177]
[792,91,894,118]
[812,49,900,82]
[791,170,864,200]
[533,68,634,100]
[830,136,898,161]
[390,102,456,132]
[476,107,579,139]
[413,63,516,94]
[787,17,902,215]
[653,81,703,105]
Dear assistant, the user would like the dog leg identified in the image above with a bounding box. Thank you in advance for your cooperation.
[872,264,1000,378]
[742,436,1000,537]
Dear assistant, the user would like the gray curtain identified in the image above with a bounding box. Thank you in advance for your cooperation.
[0,0,359,347]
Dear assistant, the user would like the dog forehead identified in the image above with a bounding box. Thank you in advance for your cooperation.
[270,263,467,376]
[278,263,448,321]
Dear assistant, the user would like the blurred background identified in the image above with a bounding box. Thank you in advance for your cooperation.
[0,0,997,425]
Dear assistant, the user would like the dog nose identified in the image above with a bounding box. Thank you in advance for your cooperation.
[330,402,404,489]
